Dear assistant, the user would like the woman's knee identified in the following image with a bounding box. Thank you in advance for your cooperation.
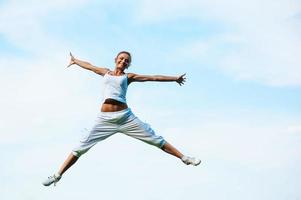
[72,148,89,158]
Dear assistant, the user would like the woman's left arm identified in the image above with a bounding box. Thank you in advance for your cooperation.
[128,73,186,86]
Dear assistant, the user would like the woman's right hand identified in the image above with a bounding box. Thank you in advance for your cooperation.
[67,52,76,67]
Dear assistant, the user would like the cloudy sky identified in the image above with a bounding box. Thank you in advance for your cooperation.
[1,0,301,199]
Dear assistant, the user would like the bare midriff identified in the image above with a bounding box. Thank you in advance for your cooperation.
[101,98,128,112]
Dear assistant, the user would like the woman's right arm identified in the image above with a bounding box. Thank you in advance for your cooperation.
[67,52,109,76]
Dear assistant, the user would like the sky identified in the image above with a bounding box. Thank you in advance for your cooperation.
[1,0,301,199]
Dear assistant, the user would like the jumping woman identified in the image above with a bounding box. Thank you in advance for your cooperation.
[43,51,201,186]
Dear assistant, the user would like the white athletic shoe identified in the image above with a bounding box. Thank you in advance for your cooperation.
[42,173,61,186]
[181,156,201,166]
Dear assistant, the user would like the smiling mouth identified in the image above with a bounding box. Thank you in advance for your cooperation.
[119,63,127,67]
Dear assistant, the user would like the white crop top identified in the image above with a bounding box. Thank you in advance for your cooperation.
[102,72,128,104]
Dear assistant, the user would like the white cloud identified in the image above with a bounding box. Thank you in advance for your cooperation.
[0,0,88,55]
[135,0,301,86]
[287,125,301,134]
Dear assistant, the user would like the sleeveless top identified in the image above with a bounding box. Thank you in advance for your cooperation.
[102,72,128,104]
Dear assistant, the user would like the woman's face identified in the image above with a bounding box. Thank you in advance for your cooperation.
[115,53,131,70]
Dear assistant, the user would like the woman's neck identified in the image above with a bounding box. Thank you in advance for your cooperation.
[111,69,125,76]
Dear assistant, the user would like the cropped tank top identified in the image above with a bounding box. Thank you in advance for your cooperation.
[102,72,128,104]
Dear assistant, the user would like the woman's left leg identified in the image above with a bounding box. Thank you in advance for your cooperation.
[119,112,201,166]
[161,142,183,159]
[161,141,201,166]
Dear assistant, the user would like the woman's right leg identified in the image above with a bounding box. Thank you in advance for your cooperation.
[42,152,80,186]
[58,153,79,176]
[43,113,117,186]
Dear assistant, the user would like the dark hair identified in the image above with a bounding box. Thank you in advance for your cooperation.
[116,51,132,63]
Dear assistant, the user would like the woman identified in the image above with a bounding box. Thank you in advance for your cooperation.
[43,51,201,186]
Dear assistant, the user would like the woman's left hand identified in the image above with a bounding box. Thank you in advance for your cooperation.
[176,73,186,86]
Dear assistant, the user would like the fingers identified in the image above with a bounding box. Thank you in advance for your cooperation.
[70,52,76,60]
[180,74,186,83]
[177,79,185,86]
[178,73,186,84]
[180,73,186,79]
[176,74,186,86]
[67,52,75,68]
[66,63,73,68]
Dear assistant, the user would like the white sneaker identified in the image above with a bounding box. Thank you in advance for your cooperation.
[42,173,61,186]
[181,156,201,166]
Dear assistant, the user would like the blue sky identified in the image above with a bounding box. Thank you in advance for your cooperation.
[1,0,301,200]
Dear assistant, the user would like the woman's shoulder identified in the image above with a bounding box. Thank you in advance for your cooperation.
[127,72,136,78]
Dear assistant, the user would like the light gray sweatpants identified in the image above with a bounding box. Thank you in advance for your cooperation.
[72,108,166,157]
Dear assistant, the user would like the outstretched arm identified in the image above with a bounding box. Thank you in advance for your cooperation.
[67,52,109,76]
[128,73,186,86]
